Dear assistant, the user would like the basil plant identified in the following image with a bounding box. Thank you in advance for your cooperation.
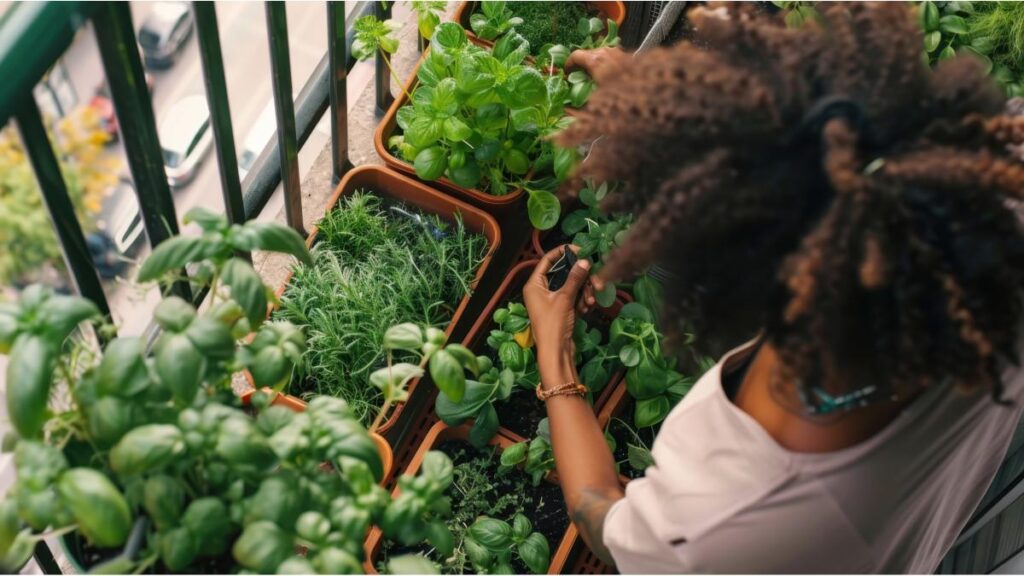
[388,22,575,230]
[0,209,447,573]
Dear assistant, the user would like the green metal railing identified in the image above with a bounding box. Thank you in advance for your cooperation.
[0,0,386,318]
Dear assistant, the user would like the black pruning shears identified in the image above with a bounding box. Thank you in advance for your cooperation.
[389,206,447,240]
[545,245,578,291]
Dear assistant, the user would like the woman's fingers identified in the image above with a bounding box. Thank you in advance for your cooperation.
[531,245,585,292]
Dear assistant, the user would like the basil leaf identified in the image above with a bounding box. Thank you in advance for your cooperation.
[468,402,499,448]
[527,189,560,231]
[635,395,671,428]
[414,146,448,180]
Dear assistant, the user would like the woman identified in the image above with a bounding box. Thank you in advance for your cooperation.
[523,3,1024,573]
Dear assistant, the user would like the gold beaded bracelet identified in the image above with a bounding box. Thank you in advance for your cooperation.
[536,381,588,401]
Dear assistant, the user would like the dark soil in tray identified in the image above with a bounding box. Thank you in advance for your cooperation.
[64,534,235,574]
[606,399,660,480]
[495,386,548,439]
[377,440,569,574]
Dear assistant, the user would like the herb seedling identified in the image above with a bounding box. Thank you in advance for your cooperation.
[464,514,550,574]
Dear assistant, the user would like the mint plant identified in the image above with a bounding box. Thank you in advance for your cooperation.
[467,1,523,41]
[609,303,693,428]
[388,22,570,229]
[411,1,447,50]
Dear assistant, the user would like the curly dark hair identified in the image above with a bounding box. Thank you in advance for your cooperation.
[556,2,1024,403]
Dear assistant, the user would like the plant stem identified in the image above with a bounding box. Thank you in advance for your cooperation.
[380,50,415,101]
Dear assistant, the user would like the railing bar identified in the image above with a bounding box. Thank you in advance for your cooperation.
[92,3,192,302]
[192,2,249,249]
[265,1,306,237]
[374,1,393,116]
[239,0,372,221]
[327,1,349,184]
[13,96,112,320]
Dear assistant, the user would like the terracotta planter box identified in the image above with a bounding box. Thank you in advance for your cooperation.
[363,422,577,574]
[460,259,629,441]
[374,40,531,217]
[454,1,627,49]
[252,165,502,436]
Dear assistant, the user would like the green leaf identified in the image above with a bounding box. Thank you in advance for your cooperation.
[143,475,185,531]
[512,513,532,541]
[450,158,482,189]
[230,222,311,265]
[57,468,132,548]
[414,146,448,180]
[435,379,496,425]
[510,107,545,132]
[137,236,219,282]
[464,537,494,571]
[421,450,455,487]
[469,517,513,551]
[627,444,655,471]
[518,532,550,574]
[185,317,236,360]
[369,363,423,403]
[156,334,205,403]
[5,335,55,438]
[504,148,530,175]
[921,1,939,31]
[96,337,150,397]
[388,555,440,574]
[154,296,196,333]
[38,295,100,343]
[426,519,455,558]
[619,302,654,322]
[595,282,617,308]
[924,30,941,53]
[383,323,425,350]
[635,395,671,428]
[183,206,226,232]
[158,527,198,571]
[553,146,578,182]
[469,402,499,448]
[939,44,956,60]
[527,189,560,231]
[938,14,968,35]
[221,257,268,329]
[619,345,641,367]
[445,343,480,376]
[232,521,292,573]
[433,22,467,49]
[109,424,186,476]
[430,349,466,402]
[970,35,995,54]
[632,276,663,320]
[443,117,472,141]
[500,68,548,108]
[500,441,528,466]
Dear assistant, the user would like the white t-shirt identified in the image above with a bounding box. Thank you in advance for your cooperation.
[603,341,1024,573]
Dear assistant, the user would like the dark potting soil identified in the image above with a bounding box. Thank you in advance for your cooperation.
[377,440,569,574]
[64,535,235,574]
[538,227,571,256]
[607,399,660,481]
[495,387,548,439]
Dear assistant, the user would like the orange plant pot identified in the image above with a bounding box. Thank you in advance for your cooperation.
[246,165,502,437]
[240,387,395,485]
[363,422,577,574]
[374,41,528,217]
[453,1,627,48]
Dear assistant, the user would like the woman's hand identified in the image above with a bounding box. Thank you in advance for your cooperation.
[524,246,592,381]
[565,47,629,83]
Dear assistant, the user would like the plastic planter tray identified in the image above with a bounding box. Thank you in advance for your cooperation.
[374,39,529,217]
[454,1,627,49]
[247,165,502,437]
[461,259,630,441]
[363,421,578,574]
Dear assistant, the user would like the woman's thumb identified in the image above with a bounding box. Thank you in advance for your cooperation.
[563,259,592,295]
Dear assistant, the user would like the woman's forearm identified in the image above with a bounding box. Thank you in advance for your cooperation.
[540,347,624,565]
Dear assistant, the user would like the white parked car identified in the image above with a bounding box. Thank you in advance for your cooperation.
[238,101,278,182]
[159,95,212,189]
